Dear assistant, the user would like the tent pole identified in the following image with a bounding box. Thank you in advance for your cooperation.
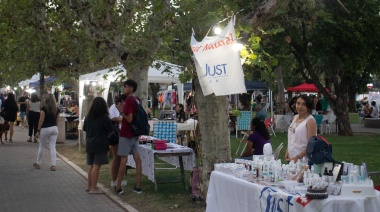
[270,89,273,121]
[235,94,238,138]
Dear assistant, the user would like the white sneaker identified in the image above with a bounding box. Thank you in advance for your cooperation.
[111,180,127,187]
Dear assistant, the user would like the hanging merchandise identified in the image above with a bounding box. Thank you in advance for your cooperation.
[190,16,247,96]
[171,90,177,105]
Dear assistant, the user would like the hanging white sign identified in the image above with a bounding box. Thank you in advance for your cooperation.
[190,18,247,96]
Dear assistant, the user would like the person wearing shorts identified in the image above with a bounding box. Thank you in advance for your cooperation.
[115,79,142,194]
[83,97,113,194]
[108,94,128,187]
[18,92,29,128]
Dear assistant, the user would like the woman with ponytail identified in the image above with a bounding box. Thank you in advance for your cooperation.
[241,117,271,159]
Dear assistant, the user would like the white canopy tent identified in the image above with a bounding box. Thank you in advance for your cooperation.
[18,73,41,87]
[78,61,183,120]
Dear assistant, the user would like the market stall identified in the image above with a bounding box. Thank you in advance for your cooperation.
[287,83,329,93]
[78,61,184,121]
[127,143,196,191]
[77,61,184,150]
[207,171,380,212]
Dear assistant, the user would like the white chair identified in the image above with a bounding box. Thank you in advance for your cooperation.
[324,114,336,134]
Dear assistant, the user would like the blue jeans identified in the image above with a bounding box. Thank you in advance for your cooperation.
[20,111,26,119]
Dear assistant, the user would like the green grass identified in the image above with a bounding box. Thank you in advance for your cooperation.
[349,112,359,124]
[57,115,379,211]
[57,144,203,212]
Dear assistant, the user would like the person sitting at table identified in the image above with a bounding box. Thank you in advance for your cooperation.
[286,95,317,163]
[367,100,379,118]
[359,101,370,117]
[240,117,271,159]
[175,103,187,145]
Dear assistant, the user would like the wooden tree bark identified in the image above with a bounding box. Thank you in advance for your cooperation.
[193,78,231,197]
[275,65,285,114]
[194,0,290,199]
[127,66,149,109]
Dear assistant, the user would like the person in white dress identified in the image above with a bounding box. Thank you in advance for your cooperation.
[286,95,317,163]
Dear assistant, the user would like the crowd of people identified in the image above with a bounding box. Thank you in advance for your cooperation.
[1,81,378,197]
[0,91,79,172]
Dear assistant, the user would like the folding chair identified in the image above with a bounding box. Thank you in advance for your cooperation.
[273,143,283,160]
[264,118,276,137]
[323,114,336,134]
[235,132,248,157]
[236,111,252,138]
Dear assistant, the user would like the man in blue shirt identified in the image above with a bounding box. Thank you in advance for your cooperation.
[255,103,267,121]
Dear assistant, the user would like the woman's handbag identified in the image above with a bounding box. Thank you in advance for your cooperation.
[108,122,120,146]
[306,136,336,164]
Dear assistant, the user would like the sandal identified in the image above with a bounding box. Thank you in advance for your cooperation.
[33,163,40,169]
[9,139,12,143]
[88,190,104,194]
[27,139,32,142]
[86,187,99,192]
[50,166,56,171]
[34,138,38,143]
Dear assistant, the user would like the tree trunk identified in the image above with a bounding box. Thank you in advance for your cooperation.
[194,78,231,199]
[326,93,353,136]
[126,66,149,110]
[348,90,357,113]
[39,64,45,97]
[275,66,285,114]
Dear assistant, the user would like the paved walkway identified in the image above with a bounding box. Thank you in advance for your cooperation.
[0,126,132,212]
[351,123,380,134]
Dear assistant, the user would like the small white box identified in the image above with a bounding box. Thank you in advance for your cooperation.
[340,180,377,197]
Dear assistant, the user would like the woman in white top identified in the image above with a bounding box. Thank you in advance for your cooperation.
[26,93,40,143]
[286,95,317,163]
[367,101,379,118]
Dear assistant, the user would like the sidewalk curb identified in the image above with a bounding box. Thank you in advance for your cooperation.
[56,151,139,212]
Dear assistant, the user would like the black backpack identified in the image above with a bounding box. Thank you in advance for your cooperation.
[306,136,335,164]
[130,96,150,136]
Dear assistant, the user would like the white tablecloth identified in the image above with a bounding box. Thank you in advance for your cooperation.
[127,144,196,182]
[274,115,293,132]
[206,171,380,212]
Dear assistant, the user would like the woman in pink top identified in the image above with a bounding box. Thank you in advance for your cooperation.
[286,95,317,163]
